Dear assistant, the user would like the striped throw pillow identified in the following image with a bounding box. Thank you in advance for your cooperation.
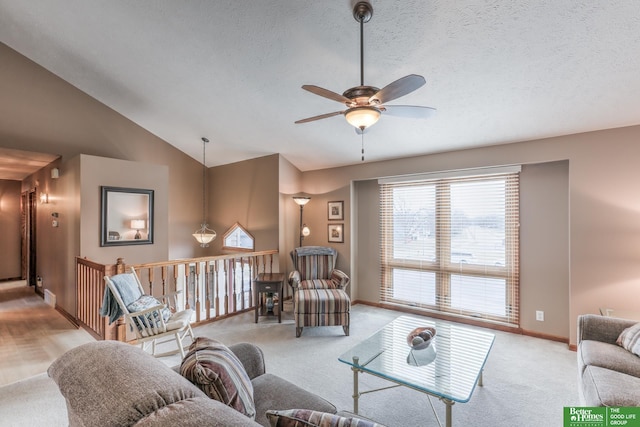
[617,323,640,357]
[180,337,256,419]
[266,409,385,427]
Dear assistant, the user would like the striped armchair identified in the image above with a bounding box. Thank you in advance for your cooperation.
[289,246,350,337]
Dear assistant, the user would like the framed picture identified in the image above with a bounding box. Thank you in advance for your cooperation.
[100,186,154,246]
[328,201,344,220]
[328,223,344,243]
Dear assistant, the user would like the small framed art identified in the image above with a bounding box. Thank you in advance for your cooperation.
[328,223,344,243]
[328,201,344,220]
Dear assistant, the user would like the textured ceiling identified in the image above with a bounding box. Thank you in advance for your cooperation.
[1,0,640,171]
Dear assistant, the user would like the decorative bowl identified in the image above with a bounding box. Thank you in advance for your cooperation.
[406,326,437,350]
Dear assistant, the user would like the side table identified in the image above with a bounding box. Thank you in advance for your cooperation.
[254,273,284,323]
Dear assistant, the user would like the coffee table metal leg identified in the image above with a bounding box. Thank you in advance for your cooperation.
[352,356,360,414]
[443,399,454,427]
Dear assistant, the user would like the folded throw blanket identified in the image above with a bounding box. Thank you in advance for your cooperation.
[100,286,123,325]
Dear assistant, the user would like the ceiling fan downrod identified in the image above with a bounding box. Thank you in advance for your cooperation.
[353,2,373,87]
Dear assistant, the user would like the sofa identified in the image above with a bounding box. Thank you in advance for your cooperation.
[48,340,379,427]
[577,314,640,406]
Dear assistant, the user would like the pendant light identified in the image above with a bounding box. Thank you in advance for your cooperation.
[193,137,217,247]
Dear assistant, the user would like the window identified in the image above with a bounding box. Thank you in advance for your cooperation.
[379,169,520,326]
[222,222,255,251]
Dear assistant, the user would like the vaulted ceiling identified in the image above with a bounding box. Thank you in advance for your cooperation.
[1,1,640,172]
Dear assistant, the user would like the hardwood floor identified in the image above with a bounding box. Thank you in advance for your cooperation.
[0,281,95,386]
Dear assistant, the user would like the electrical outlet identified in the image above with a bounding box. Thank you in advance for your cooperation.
[536,310,544,321]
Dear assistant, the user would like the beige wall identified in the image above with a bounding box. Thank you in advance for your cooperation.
[278,155,303,282]
[0,43,203,261]
[0,179,22,279]
[519,161,569,336]
[21,156,76,312]
[208,154,280,270]
[18,154,170,315]
[303,125,640,345]
[278,155,353,296]
[79,155,169,264]
[1,43,205,315]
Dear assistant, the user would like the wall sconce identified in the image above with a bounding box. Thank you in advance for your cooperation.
[131,219,145,239]
[51,168,60,179]
[40,192,49,204]
[293,196,311,247]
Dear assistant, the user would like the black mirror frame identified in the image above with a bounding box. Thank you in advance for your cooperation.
[100,186,154,246]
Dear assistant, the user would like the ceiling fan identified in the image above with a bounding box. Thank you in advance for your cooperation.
[295,1,436,132]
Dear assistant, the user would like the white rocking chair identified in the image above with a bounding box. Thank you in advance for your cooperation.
[103,267,194,358]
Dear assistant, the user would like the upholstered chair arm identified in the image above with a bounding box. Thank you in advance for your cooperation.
[578,314,637,345]
[229,342,266,379]
[288,270,301,289]
[330,269,350,290]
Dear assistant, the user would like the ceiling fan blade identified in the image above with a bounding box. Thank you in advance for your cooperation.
[370,74,426,104]
[302,85,352,105]
[382,105,437,119]
[295,110,344,124]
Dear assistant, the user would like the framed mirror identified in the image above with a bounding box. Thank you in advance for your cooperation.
[100,186,154,246]
[222,222,254,252]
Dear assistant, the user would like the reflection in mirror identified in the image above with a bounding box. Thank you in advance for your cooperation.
[223,222,254,251]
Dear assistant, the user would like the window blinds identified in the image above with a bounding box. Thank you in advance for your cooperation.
[379,171,520,326]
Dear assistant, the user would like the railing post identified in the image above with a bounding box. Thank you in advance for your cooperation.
[184,263,191,310]
[214,260,220,318]
[195,262,201,323]
[116,257,126,274]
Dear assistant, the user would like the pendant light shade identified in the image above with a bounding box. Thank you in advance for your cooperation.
[193,227,217,245]
[193,137,216,247]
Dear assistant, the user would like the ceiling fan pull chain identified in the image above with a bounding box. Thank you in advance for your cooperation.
[361,131,365,161]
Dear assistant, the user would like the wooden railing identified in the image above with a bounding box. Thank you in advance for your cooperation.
[76,250,279,341]
[76,257,123,340]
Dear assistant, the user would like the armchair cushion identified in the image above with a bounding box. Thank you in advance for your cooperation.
[300,279,338,290]
[292,246,338,281]
[180,337,256,420]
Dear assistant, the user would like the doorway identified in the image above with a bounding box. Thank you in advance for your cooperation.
[21,189,39,295]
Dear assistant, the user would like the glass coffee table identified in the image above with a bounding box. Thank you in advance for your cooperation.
[338,316,495,427]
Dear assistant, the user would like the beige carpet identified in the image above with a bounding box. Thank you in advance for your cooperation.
[0,299,579,427]
[0,282,95,386]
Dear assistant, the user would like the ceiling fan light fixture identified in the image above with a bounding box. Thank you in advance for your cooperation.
[345,106,381,130]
